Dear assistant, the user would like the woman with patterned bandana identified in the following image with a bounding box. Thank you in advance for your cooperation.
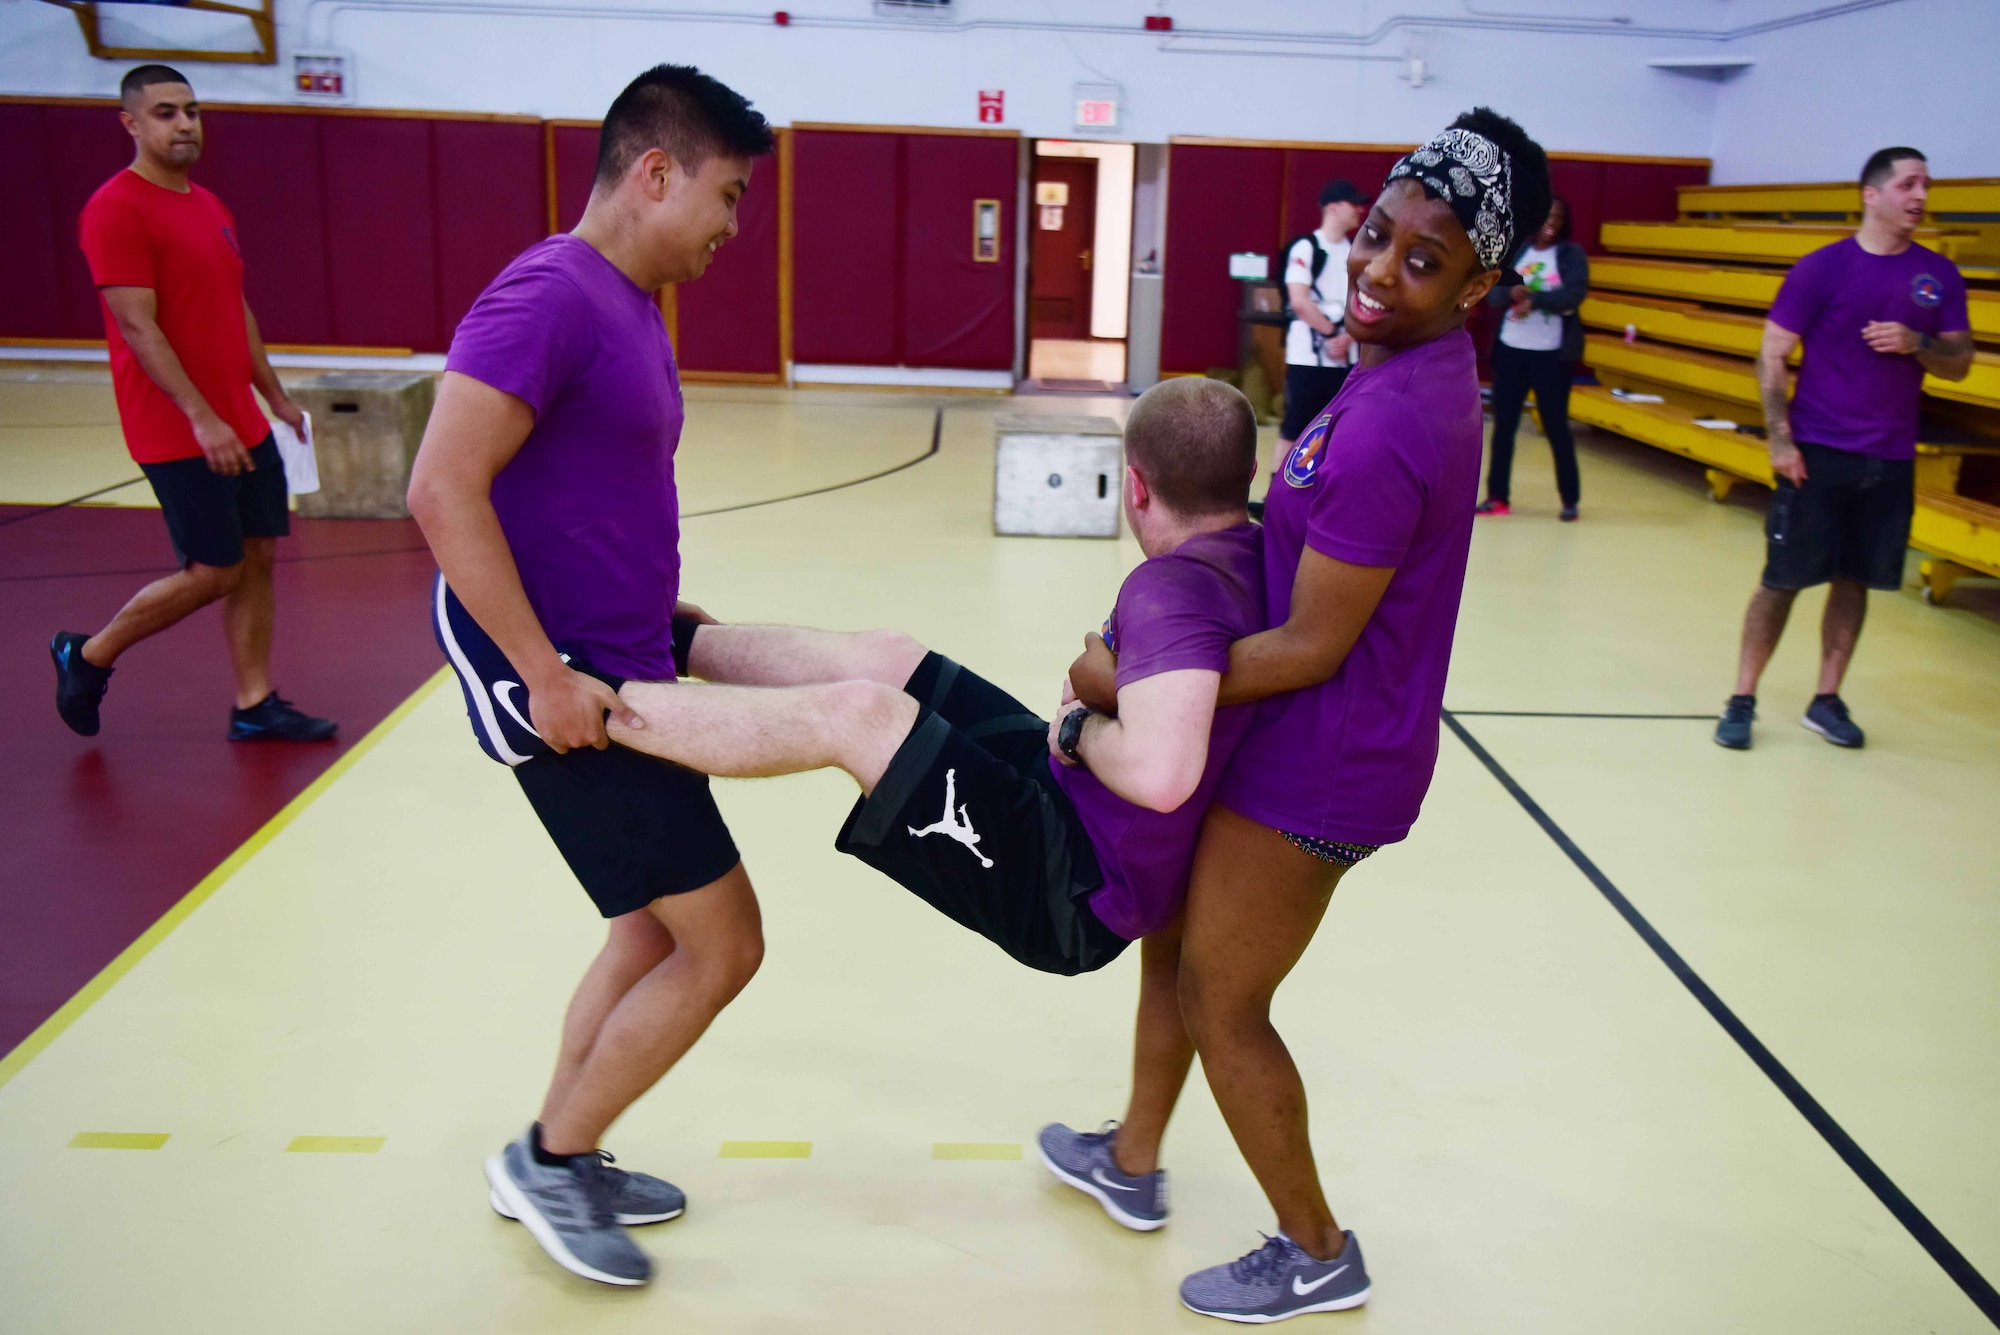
[1056,108,1552,1323]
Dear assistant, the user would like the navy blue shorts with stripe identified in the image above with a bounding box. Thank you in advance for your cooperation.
[431,575,738,917]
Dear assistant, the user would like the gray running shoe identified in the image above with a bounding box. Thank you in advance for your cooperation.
[491,1147,685,1226]
[1037,1121,1168,1231]
[1714,694,1756,750]
[484,1133,652,1286]
[1802,694,1864,748]
[1181,1231,1371,1323]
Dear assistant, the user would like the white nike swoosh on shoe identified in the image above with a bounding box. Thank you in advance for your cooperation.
[1292,1265,1348,1296]
[1091,1167,1140,1192]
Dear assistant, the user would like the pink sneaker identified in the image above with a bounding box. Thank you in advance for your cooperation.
[1475,498,1511,516]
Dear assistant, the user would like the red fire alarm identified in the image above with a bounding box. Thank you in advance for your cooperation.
[773,9,789,23]
[977,89,1005,124]
[1144,14,1173,30]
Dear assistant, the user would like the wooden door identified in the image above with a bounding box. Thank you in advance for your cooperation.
[1031,156,1098,340]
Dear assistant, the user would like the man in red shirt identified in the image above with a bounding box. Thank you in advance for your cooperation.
[52,65,336,742]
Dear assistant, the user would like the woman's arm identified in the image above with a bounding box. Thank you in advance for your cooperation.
[1215,549,1395,707]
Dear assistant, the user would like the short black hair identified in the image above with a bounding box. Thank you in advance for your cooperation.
[596,64,774,188]
[121,64,192,104]
[1543,194,1573,243]
[1861,146,1925,189]
[1448,106,1551,269]
[1124,378,1258,517]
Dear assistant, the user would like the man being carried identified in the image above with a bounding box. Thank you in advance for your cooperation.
[591,378,1265,1228]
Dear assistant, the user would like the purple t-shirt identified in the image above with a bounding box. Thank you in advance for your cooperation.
[1770,238,1968,461]
[446,235,685,680]
[1050,524,1265,941]
[1219,328,1482,846]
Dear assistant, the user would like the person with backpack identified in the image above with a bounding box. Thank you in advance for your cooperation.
[1276,180,1369,453]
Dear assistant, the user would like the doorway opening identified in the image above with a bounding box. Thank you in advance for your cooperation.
[1027,140,1134,391]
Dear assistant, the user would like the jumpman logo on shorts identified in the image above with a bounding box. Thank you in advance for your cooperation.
[908,768,993,868]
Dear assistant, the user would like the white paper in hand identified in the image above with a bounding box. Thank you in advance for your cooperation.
[272,411,320,495]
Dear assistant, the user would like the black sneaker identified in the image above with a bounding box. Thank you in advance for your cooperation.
[1802,694,1864,748]
[1714,694,1756,750]
[229,693,338,743]
[1559,504,1579,522]
[51,631,113,737]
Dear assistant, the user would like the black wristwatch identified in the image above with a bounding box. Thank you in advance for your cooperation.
[1917,331,1934,354]
[1057,707,1094,766]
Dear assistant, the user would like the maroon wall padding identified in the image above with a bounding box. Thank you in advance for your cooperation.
[0,105,65,340]
[1280,147,1407,241]
[1602,160,1708,233]
[676,146,782,375]
[196,112,336,347]
[901,134,1014,369]
[1547,158,1608,255]
[551,124,598,232]
[434,120,547,343]
[792,129,902,365]
[320,117,440,349]
[1162,143,1282,373]
[43,106,136,339]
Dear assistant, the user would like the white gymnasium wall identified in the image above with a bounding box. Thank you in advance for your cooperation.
[1,0,1737,153]
[1709,0,2000,184]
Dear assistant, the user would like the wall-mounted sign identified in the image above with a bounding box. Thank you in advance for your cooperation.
[1039,205,1065,231]
[973,198,1001,261]
[977,89,1005,124]
[1034,181,1069,207]
[1073,82,1120,132]
[1228,252,1270,280]
[292,51,356,105]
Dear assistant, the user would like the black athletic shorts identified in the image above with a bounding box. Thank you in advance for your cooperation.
[138,434,289,568]
[1761,440,1915,592]
[1279,365,1351,441]
[431,575,739,918]
[835,653,1128,977]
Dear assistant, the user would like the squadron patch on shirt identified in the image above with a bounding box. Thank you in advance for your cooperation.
[1283,414,1332,489]
[1911,273,1943,309]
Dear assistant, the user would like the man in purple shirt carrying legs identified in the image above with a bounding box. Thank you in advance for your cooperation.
[1717,147,1974,751]
[407,66,774,1288]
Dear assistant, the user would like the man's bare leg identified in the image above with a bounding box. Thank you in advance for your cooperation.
[539,863,763,1155]
[611,677,916,792]
[222,536,276,708]
[538,909,678,1129]
[1731,584,1800,697]
[687,624,928,691]
[1815,577,1867,695]
[81,559,242,668]
[1113,910,1196,1177]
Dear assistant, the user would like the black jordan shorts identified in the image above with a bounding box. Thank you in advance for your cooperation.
[1761,441,1915,593]
[138,434,289,569]
[834,653,1128,976]
[431,575,739,918]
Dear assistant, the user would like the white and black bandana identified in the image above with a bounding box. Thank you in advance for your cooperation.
[1383,128,1516,270]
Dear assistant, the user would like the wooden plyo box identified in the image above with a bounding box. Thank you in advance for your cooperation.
[289,372,437,519]
[993,414,1122,538]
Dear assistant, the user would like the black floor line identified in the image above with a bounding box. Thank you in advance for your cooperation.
[1446,709,1716,720]
[0,475,146,529]
[1441,709,2000,1327]
[0,410,944,584]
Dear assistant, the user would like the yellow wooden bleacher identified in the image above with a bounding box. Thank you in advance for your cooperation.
[1569,177,2000,603]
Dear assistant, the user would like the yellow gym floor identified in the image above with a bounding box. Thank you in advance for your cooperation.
[2,372,1997,1332]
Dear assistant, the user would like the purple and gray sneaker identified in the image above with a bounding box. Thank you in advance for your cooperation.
[1180,1230,1371,1323]
[1036,1121,1168,1231]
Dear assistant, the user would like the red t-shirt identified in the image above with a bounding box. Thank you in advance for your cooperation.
[79,170,267,464]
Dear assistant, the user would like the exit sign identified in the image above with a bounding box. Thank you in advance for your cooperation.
[1073,82,1120,132]
[977,89,1005,124]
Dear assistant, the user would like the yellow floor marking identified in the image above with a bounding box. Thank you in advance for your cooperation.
[0,668,451,1091]
[719,1141,812,1159]
[286,1136,386,1154]
[69,1132,170,1150]
[931,1143,1022,1161]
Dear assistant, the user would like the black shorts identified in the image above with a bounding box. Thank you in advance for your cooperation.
[834,654,1128,976]
[138,435,289,568]
[1761,441,1915,592]
[1280,364,1351,441]
[431,575,739,918]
